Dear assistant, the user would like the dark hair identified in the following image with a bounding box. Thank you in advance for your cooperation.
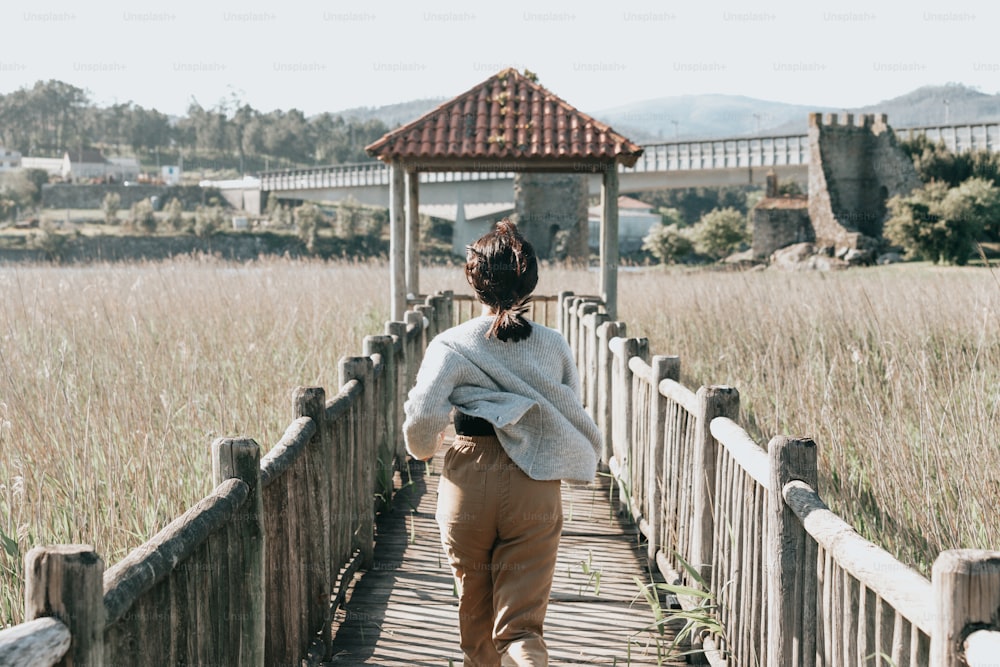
[465,218,538,342]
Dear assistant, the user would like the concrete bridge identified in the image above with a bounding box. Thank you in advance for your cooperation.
[236,122,999,211]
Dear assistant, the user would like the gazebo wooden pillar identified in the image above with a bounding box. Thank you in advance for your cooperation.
[367,68,642,323]
[600,166,620,320]
[388,163,405,320]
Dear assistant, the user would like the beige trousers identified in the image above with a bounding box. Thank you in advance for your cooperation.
[436,434,563,667]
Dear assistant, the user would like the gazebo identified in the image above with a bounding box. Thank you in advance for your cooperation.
[365,68,643,320]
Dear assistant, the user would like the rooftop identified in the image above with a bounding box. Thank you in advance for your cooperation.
[365,68,643,171]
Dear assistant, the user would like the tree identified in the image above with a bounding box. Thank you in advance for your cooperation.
[295,202,321,253]
[0,170,39,215]
[688,207,748,260]
[642,223,694,264]
[128,199,157,234]
[101,192,121,225]
[884,178,1000,265]
[164,197,186,232]
[193,204,224,238]
[900,135,1000,188]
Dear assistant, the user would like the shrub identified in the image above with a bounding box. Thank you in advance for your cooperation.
[642,223,694,264]
[688,207,748,260]
[128,199,157,234]
[101,192,121,225]
[295,202,321,253]
[884,178,1000,264]
[165,197,187,232]
[193,204,224,238]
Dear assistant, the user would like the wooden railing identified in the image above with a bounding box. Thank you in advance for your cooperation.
[0,303,431,667]
[4,290,999,667]
[556,292,1000,667]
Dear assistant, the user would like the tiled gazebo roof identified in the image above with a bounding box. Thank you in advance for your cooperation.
[365,68,643,170]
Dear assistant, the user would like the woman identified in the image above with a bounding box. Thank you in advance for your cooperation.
[403,219,602,666]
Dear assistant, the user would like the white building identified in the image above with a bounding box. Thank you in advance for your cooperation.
[588,196,662,254]
[19,156,63,177]
[0,147,21,171]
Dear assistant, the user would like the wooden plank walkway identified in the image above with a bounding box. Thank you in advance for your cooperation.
[323,432,686,666]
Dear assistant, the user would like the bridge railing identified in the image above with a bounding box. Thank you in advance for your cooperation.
[558,293,1000,667]
[258,123,1000,194]
[0,300,434,667]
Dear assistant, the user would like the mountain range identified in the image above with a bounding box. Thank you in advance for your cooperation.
[333,84,1000,144]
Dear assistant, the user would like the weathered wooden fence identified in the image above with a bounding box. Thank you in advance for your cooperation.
[0,302,433,667]
[3,290,997,667]
[556,292,1000,667]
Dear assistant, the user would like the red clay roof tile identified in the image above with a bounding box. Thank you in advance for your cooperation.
[365,68,643,169]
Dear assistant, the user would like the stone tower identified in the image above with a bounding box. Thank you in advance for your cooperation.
[807,113,921,253]
[512,172,589,260]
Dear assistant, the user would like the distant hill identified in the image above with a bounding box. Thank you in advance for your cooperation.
[590,95,835,142]
[330,98,446,127]
[331,84,1000,143]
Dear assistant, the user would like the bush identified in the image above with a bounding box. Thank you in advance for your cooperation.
[128,199,157,234]
[295,202,321,253]
[688,207,748,260]
[884,178,1000,265]
[101,192,121,225]
[642,223,694,264]
[164,197,187,232]
[193,204,224,238]
[31,220,71,261]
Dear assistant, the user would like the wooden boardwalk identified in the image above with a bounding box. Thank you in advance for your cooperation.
[324,433,686,666]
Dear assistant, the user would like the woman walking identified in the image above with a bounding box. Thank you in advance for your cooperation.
[403,219,602,666]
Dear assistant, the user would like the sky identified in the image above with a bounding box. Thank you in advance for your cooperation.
[0,0,997,117]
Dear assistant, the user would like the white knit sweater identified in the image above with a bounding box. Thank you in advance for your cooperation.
[403,316,601,483]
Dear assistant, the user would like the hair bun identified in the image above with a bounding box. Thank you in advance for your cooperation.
[495,218,518,236]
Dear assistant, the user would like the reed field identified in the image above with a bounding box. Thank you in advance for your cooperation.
[1,258,998,627]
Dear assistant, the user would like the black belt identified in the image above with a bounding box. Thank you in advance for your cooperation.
[454,412,496,437]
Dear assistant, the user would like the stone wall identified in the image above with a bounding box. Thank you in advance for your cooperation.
[751,199,812,260]
[42,184,167,210]
[41,184,221,211]
[0,233,306,264]
[512,172,588,259]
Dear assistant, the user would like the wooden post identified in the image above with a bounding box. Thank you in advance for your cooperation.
[766,435,818,667]
[211,437,265,667]
[292,386,331,645]
[557,290,574,337]
[583,310,609,419]
[690,385,740,585]
[405,169,420,299]
[365,334,399,483]
[389,162,406,320]
[609,336,648,516]
[577,301,599,402]
[931,549,1000,667]
[340,356,376,569]
[24,544,105,667]
[597,321,625,469]
[385,321,409,461]
[600,164,620,320]
[646,356,681,564]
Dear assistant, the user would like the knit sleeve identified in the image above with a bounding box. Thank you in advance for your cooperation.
[402,342,463,460]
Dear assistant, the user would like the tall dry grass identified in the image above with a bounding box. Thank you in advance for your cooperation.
[616,264,1000,576]
[0,258,387,625]
[1,259,997,627]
